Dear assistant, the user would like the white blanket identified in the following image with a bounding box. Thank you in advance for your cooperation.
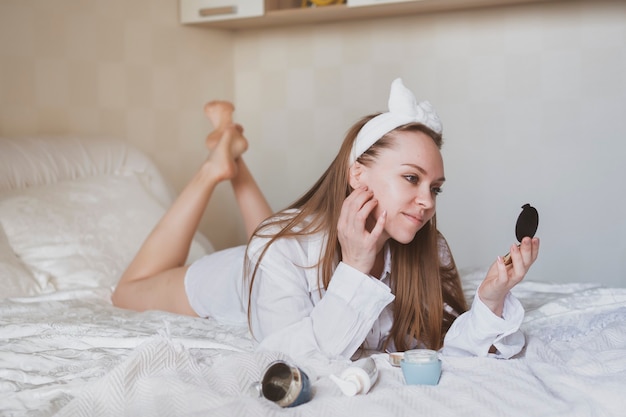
[0,289,254,416]
[44,286,626,417]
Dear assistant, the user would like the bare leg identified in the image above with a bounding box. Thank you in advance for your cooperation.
[112,126,244,315]
[204,101,272,238]
[231,158,273,238]
[112,101,272,314]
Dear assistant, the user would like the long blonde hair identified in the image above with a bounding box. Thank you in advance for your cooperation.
[246,114,468,351]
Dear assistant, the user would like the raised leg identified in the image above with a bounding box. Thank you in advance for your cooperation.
[231,157,273,239]
[204,101,272,238]
[112,100,272,315]
[112,126,243,315]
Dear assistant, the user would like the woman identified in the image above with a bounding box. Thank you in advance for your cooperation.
[113,78,540,363]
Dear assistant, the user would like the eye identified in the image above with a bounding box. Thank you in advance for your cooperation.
[403,175,418,184]
[432,186,443,196]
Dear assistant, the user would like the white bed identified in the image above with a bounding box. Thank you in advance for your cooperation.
[1,137,625,417]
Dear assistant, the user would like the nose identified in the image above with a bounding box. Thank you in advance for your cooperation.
[414,186,435,209]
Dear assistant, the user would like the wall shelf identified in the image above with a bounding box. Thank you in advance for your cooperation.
[179,0,556,30]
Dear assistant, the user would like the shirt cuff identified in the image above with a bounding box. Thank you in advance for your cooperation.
[472,291,525,358]
[472,291,524,337]
[442,290,525,358]
[328,262,395,307]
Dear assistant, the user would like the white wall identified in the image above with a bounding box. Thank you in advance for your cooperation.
[3,0,622,287]
[233,0,626,287]
[0,0,242,250]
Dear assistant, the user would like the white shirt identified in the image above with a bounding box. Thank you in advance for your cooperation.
[246,226,525,364]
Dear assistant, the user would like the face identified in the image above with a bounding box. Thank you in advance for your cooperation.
[350,130,445,245]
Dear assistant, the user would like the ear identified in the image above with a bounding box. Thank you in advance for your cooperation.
[348,162,364,189]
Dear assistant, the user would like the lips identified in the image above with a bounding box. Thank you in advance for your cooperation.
[403,212,423,226]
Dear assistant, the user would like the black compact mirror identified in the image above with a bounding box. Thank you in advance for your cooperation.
[503,203,539,265]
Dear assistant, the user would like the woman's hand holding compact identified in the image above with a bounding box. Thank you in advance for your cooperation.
[478,237,541,317]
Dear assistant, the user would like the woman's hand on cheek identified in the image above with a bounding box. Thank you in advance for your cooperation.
[337,186,386,275]
[478,237,540,317]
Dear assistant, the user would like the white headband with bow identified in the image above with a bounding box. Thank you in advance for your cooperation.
[349,78,442,165]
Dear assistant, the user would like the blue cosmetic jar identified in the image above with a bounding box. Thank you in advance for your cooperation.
[400,349,442,386]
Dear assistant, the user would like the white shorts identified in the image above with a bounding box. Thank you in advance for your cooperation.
[184,245,248,326]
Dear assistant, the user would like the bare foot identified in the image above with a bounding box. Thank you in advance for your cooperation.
[203,126,241,182]
[204,100,249,157]
[204,100,234,149]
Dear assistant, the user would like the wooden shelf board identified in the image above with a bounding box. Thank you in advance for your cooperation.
[184,0,558,30]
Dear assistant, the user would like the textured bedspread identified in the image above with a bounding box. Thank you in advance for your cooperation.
[0,289,253,416]
[2,283,625,417]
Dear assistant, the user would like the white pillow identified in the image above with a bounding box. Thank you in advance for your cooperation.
[0,174,209,292]
[0,224,47,298]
